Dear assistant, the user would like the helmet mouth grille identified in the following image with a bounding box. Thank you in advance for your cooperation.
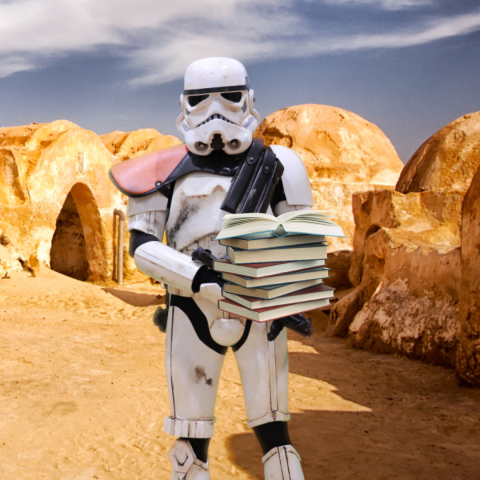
[196,114,236,127]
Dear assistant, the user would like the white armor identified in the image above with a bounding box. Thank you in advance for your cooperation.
[176,57,261,156]
[168,440,210,480]
[263,445,305,480]
[128,58,313,480]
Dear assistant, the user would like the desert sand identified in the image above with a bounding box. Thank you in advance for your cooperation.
[1,268,479,480]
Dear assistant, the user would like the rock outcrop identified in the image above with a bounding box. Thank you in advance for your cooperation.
[332,111,480,371]
[397,112,480,194]
[100,129,181,162]
[256,104,404,288]
[0,121,183,282]
[339,190,462,367]
[0,121,122,280]
[457,165,480,386]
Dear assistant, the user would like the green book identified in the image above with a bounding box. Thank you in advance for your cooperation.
[226,243,327,264]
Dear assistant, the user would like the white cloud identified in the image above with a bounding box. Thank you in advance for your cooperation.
[0,55,34,78]
[127,8,480,86]
[322,0,432,10]
[303,10,480,53]
[0,0,479,84]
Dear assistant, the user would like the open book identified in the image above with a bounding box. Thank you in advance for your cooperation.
[216,210,345,240]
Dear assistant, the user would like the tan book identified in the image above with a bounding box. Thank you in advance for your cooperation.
[223,278,325,299]
[219,234,325,250]
[218,298,330,323]
[226,243,327,264]
[223,285,334,310]
[213,258,325,278]
[222,267,329,288]
[216,210,345,240]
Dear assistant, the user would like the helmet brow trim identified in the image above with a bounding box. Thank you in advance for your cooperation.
[184,84,249,95]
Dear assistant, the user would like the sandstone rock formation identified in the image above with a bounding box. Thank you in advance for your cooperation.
[0,121,183,283]
[0,120,122,280]
[457,165,480,386]
[331,111,480,371]
[337,190,462,367]
[100,129,181,162]
[397,112,480,194]
[256,104,404,288]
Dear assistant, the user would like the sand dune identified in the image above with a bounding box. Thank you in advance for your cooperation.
[1,269,479,479]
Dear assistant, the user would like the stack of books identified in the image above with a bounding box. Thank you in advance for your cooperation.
[214,210,345,322]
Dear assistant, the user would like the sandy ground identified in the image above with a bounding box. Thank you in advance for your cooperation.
[1,269,480,480]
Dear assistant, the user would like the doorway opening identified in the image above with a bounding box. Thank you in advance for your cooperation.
[50,192,90,280]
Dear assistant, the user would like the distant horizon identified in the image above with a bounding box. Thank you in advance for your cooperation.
[2,102,474,166]
[1,0,479,163]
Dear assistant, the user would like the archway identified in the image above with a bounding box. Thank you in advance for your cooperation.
[50,192,89,280]
[50,183,108,281]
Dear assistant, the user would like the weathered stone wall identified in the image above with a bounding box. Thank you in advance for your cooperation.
[0,121,121,280]
[457,165,480,386]
[332,111,480,372]
[0,121,183,282]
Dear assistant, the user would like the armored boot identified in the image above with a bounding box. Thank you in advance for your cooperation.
[262,445,305,480]
[168,439,210,480]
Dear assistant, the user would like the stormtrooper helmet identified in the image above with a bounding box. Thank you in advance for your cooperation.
[176,57,261,156]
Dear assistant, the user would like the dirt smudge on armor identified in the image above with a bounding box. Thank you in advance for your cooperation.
[166,198,200,249]
[194,366,213,386]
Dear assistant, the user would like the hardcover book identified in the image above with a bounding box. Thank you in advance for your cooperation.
[219,233,325,250]
[218,297,331,323]
[213,258,325,278]
[223,278,325,299]
[222,284,334,310]
[222,267,329,288]
[226,243,328,264]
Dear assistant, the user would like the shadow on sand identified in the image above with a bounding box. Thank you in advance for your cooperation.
[102,288,165,307]
[225,320,480,480]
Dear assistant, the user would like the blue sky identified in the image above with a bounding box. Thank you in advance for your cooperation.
[0,0,479,162]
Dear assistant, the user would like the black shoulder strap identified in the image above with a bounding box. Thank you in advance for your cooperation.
[221,144,284,214]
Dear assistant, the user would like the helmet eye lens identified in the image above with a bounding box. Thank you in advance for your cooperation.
[188,94,209,107]
[221,92,242,103]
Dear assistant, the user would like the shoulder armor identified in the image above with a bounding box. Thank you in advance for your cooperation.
[109,144,188,197]
[269,145,313,206]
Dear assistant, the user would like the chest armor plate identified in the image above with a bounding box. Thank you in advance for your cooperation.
[165,172,233,255]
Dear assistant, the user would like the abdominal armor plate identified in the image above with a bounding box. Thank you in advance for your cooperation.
[165,172,233,257]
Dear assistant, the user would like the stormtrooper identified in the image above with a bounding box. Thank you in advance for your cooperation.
[109,57,313,480]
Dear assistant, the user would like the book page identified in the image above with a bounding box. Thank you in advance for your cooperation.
[277,210,331,223]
